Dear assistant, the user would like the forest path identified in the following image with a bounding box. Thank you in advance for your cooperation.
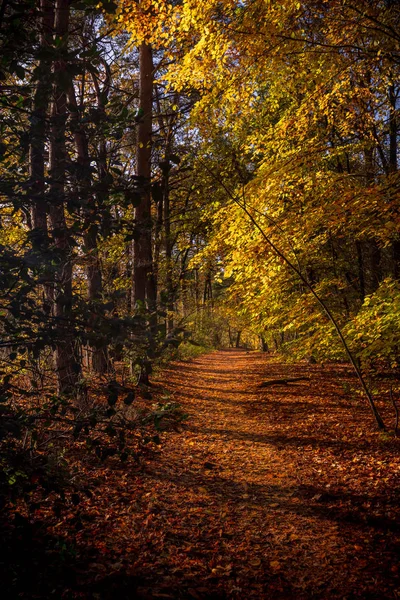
[81,350,400,599]
[122,349,399,599]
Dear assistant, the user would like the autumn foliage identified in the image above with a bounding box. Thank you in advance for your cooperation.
[0,0,399,597]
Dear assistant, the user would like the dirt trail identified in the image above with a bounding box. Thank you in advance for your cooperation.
[121,349,400,598]
[80,350,400,599]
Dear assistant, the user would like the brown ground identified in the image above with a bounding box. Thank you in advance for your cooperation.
[6,350,400,598]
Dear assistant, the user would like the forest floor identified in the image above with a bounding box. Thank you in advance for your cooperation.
[3,349,400,599]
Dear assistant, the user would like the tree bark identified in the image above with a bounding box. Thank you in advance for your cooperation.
[132,42,156,384]
[364,145,382,292]
[154,85,176,334]
[67,81,108,374]
[132,42,156,310]
[260,335,269,352]
[29,0,53,241]
[235,330,242,348]
[388,83,400,279]
[48,0,80,395]
[28,0,55,329]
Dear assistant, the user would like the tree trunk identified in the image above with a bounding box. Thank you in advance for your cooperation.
[260,335,269,352]
[388,83,400,279]
[235,330,242,348]
[364,145,382,292]
[154,85,175,334]
[29,0,54,314]
[48,0,80,395]
[203,272,213,310]
[133,42,156,384]
[163,163,175,333]
[133,42,156,310]
[29,0,53,239]
[67,81,108,374]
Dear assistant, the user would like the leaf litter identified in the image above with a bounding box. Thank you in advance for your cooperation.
[4,349,400,599]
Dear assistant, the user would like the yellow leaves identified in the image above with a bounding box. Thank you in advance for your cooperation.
[111,0,177,47]
[105,1,400,363]
[0,208,26,249]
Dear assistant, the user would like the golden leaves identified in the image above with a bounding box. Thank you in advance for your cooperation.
[112,0,177,47]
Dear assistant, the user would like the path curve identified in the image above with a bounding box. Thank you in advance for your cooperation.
[127,349,399,599]
[87,350,400,599]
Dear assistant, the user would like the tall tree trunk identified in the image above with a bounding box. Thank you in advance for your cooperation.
[163,162,174,333]
[48,0,80,395]
[67,82,108,374]
[154,88,179,335]
[133,42,156,309]
[29,0,54,314]
[364,145,382,292]
[194,267,200,314]
[133,42,156,384]
[388,84,400,279]
[29,0,53,239]
[389,84,397,174]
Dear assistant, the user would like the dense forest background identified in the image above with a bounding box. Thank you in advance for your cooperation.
[1,0,399,381]
[0,1,399,590]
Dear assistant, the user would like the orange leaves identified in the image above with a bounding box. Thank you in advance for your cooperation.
[10,349,400,598]
[269,559,281,571]
[248,557,261,567]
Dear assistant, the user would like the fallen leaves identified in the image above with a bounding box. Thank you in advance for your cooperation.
[249,558,261,567]
[4,350,400,599]
[269,560,281,571]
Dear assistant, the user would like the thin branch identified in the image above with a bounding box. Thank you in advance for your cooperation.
[200,160,386,431]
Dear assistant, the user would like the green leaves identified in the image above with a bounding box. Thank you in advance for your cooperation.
[134,107,144,122]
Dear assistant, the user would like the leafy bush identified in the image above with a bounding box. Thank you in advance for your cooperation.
[345,279,400,372]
